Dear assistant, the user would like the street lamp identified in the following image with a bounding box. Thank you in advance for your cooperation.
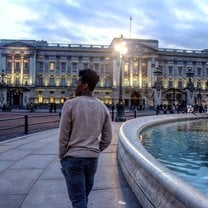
[197,85,202,105]
[114,35,128,122]
[152,67,163,108]
[186,67,195,105]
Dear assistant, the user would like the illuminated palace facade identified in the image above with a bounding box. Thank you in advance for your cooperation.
[0,38,208,109]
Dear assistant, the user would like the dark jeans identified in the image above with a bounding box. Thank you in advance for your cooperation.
[61,156,98,208]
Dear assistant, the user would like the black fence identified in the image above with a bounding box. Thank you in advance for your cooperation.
[0,109,144,141]
[0,113,60,141]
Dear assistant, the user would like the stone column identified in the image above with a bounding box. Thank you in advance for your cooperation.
[112,57,118,87]
[129,58,133,87]
[20,55,24,85]
[147,58,152,88]
[29,52,36,85]
[138,58,142,88]
[11,55,15,84]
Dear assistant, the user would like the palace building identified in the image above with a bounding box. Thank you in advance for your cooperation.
[0,37,208,109]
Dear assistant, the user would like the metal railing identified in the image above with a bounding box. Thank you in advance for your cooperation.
[0,113,60,141]
[0,109,145,141]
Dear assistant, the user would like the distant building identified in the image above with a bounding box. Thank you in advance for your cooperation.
[0,38,208,109]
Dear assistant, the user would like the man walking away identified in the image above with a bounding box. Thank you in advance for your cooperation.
[59,69,112,208]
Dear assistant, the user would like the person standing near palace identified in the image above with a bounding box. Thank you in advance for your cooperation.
[59,69,112,208]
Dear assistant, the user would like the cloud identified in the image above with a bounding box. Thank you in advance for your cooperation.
[0,0,208,49]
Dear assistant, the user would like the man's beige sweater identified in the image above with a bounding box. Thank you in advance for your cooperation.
[59,96,112,160]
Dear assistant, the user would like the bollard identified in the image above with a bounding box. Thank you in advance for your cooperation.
[134,110,137,118]
[24,115,28,134]
[111,109,114,121]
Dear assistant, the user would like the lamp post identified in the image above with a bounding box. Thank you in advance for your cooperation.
[197,85,202,105]
[186,67,195,105]
[152,67,163,109]
[114,35,128,122]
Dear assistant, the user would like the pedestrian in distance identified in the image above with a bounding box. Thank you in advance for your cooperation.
[59,69,112,208]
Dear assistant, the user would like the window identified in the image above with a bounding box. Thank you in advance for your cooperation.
[15,77,20,85]
[168,80,173,88]
[94,63,99,72]
[61,78,66,86]
[72,78,77,87]
[178,67,183,76]
[49,62,55,70]
[50,96,54,103]
[197,68,201,76]
[168,66,173,74]
[104,78,111,87]
[50,78,55,86]
[178,81,183,89]
[83,63,88,69]
[15,62,20,73]
[38,62,44,71]
[7,62,11,69]
[72,63,77,73]
[24,62,29,71]
[38,78,43,86]
[61,62,66,72]
[106,64,111,73]
[38,96,43,103]
[133,61,138,74]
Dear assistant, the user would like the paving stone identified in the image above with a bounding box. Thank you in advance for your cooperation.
[94,165,128,190]
[98,152,118,167]
[0,169,43,194]
[0,160,14,172]
[9,154,56,169]
[0,145,16,154]
[0,149,31,161]
[20,179,72,208]
[89,187,142,208]
[40,159,63,179]
[15,142,50,151]
[0,194,26,208]
[33,142,58,155]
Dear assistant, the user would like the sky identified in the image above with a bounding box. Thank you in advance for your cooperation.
[0,0,208,50]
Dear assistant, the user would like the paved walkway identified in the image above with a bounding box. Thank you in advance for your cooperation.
[0,122,142,208]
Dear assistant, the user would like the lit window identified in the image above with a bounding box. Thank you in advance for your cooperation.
[50,96,54,103]
[38,96,43,103]
[49,62,55,70]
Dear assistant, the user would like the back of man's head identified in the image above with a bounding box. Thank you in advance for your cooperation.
[79,69,100,91]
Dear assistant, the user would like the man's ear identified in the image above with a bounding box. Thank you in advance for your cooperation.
[82,83,88,89]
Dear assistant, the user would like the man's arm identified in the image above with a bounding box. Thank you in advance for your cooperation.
[59,102,72,160]
[99,113,112,151]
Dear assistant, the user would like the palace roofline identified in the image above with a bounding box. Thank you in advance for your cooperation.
[0,38,208,55]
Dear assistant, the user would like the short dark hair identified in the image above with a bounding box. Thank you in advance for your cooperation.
[79,69,100,91]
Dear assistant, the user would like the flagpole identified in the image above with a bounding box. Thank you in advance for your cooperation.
[130,15,132,39]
